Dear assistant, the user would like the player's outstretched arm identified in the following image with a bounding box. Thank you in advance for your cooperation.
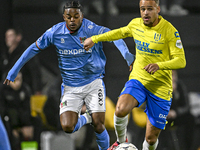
[5,43,41,83]
[84,37,95,51]
[113,39,135,67]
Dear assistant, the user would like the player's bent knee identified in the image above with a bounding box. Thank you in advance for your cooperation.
[115,109,127,117]
[146,137,157,145]
[61,123,75,133]
[115,103,130,117]
[63,126,74,133]
[96,125,105,133]
[92,122,105,133]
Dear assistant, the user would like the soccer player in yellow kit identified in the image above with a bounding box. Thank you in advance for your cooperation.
[84,0,186,149]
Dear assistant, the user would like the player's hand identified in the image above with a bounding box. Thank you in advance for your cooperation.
[143,63,159,75]
[129,65,133,72]
[84,37,94,51]
[129,61,134,71]
[3,79,11,85]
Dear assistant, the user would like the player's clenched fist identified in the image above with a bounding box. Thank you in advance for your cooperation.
[84,37,95,51]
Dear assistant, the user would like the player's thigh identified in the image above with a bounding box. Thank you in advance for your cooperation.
[59,85,85,126]
[145,117,161,144]
[84,79,106,114]
[145,93,171,129]
[116,79,147,117]
[59,83,86,113]
[115,94,139,117]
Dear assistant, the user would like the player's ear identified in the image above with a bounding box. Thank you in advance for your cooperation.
[63,14,66,21]
[81,12,84,21]
[157,6,160,14]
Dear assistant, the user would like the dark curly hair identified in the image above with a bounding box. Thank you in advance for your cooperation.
[63,1,83,14]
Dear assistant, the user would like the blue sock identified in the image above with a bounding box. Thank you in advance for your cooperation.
[72,115,87,133]
[0,117,11,150]
[95,129,110,150]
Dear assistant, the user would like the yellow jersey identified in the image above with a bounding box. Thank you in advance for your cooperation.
[91,16,186,100]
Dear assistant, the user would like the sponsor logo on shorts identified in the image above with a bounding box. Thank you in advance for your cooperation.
[156,121,165,124]
[159,114,167,119]
[61,101,67,108]
[98,89,103,106]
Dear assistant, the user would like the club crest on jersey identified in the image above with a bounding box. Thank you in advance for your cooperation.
[80,37,86,44]
[154,33,161,41]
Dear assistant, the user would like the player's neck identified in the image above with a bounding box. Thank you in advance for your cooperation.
[66,24,82,34]
[153,17,160,27]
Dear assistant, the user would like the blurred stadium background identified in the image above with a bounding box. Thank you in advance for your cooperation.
[1,0,200,149]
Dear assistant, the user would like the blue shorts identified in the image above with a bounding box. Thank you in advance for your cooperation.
[120,79,172,129]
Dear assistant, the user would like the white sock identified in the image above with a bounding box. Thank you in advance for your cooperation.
[114,114,128,143]
[142,139,158,150]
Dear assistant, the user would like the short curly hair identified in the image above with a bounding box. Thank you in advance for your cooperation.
[63,1,83,14]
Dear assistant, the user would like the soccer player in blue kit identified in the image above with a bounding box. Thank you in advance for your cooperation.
[0,117,11,150]
[3,1,135,149]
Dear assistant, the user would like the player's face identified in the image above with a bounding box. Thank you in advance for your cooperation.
[139,0,160,27]
[63,8,83,31]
